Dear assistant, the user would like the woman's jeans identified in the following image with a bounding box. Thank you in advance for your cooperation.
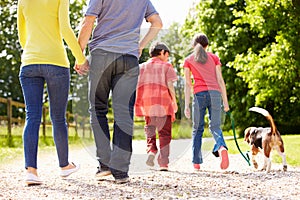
[192,90,227,164]
[88,49,139,177]
[19,64,70,169]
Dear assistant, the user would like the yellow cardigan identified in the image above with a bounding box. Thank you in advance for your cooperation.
[17,0,86,67]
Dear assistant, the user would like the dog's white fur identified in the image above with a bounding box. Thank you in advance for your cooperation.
[244,107,287,173]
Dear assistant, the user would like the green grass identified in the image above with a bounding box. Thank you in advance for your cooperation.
[225,135,300,167]
[1,125,300,167]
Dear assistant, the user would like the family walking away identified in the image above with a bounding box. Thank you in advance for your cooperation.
[17,0,230,187]
[75,0,162,184]
[17,0,89,186]
[135,42,178,171]
[183,33,230,171]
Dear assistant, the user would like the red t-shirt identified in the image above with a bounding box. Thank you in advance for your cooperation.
[183,52,222,94]
[135,57,178,121]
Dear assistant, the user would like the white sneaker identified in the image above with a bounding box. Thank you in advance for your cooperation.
[60,162,80,177]
[25,173,43,186]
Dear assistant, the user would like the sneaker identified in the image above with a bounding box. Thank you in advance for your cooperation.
[159,166,168,171]
[115,177,130,184]
[95,166,112,178]
[25,173,43,186]
[193,164,200,171]
[146,152,155,167]
[60,162,80,177]
[219,146,229,170]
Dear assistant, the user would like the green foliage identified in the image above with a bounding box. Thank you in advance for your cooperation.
[228,0,300,126]
[0,0,23,103]
[160,23,192,119]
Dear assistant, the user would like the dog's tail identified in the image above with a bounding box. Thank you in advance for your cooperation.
[249,107,277,135]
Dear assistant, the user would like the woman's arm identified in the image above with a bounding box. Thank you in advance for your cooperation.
[216,65,229,112]
[184,68,192,119]
[17,1,26,48]
[58,0,86,65]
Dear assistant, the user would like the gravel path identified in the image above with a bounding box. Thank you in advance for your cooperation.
[0,139,299,200]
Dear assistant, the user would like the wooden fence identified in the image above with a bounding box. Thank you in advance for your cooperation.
[0,97,92,139]
[0,97,144,140]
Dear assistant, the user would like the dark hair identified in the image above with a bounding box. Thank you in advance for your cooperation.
[193,33,209,64]
[149,42,170,57]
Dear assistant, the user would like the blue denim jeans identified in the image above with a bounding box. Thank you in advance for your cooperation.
[88,49,139,178]
[19,64,70,169]
[192,90,227,164]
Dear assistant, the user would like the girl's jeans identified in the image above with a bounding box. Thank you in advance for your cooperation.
[192,90,227,164]
[19,64,70,169]
[145,115,172,167]
[88,49,139,177]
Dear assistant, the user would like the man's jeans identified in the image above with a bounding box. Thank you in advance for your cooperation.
[19,64,70,169]
[192,90,227,164]
[88,49,139,177]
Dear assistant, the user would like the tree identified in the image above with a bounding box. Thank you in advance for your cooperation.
[228,0,300,130]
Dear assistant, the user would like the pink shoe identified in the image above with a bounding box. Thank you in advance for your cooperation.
[219,147,229,170]
[193,164,200,171]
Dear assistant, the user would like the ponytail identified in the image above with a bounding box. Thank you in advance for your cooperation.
[192,33,209,64]
[194,43,207,64]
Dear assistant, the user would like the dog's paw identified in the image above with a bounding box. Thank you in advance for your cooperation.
[253,162,258,169]
[283,165,287,171]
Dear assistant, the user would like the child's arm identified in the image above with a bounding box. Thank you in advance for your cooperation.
[167,81,178,113]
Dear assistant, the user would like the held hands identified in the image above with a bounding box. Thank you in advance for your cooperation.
[74,60,89,75]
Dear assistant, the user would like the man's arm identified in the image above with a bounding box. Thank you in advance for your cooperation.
[74,15,96,75]
[139,14,163,56]
[77,15,96,52]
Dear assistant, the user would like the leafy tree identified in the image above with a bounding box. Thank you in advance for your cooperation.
[227,0,300,131]
[0,0,22,101]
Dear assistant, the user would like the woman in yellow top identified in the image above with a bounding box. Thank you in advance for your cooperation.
[17,0,89,186]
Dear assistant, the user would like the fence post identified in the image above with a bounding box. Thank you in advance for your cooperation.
[74,114,78,139]
[7,97,12,139]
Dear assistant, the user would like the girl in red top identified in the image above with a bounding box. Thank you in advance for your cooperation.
[183,33,230,171]
[135,42,177,171]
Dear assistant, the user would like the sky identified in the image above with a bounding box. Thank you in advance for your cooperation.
[142,0,197,28]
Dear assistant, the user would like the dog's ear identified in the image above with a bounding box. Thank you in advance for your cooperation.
[244,127,252,143]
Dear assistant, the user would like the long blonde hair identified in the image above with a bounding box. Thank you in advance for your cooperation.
[193,33,209,64]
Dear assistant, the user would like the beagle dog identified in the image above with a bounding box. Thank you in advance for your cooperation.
[244,107,287,173]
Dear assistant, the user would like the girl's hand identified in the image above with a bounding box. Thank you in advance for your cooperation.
[184,107,191,119]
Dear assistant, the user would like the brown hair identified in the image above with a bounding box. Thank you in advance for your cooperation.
[193,33,209,64]
[149,42,170,57]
